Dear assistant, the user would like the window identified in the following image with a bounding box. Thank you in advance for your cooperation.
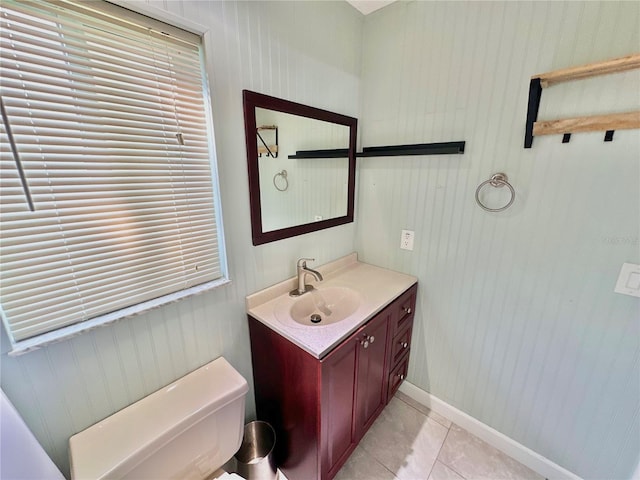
[0,0,227,352]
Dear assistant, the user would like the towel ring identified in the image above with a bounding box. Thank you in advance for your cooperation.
[475,173,515,212]
[273,169,288,192]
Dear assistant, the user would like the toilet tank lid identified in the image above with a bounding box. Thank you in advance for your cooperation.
[69,357,248,480]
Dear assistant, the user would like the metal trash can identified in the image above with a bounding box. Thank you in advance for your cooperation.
[234,421,277,480]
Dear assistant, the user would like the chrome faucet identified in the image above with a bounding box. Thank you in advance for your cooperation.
[290,258,323,296]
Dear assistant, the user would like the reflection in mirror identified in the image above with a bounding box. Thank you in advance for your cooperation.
[256,108,350,232]
[243,90,357,246]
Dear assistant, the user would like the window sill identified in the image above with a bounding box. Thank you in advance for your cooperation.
[7,277,231,356]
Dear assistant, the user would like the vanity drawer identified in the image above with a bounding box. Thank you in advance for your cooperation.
[387,350,410,403]
[390,324,412,367]
[390,284,417,337]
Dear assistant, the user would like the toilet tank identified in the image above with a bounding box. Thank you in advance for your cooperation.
[69,357,248,480]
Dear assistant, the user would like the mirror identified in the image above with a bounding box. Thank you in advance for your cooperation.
[243,90,357,245]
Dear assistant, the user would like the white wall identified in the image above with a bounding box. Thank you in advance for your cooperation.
[0,2,363,478]
[356,2,639,479]
[3,2,639,479]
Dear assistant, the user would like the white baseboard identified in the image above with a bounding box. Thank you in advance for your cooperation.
[632,457,640,480]
[398,382,582,480]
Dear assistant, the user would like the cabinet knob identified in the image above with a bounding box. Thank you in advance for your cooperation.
[398,374,405,380]
[400,342,408,349]
[403,307,412,314]
[360,334,374,348]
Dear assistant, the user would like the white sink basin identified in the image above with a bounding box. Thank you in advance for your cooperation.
[246,253,418,357]
[277,286,363,327]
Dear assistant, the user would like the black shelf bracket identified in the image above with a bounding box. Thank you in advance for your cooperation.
[524,78,542,148]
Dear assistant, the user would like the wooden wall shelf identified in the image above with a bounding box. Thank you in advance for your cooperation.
[258,145,278,156]
[533,112,640,136]
[257,124,278,157]
[524,53,640,148]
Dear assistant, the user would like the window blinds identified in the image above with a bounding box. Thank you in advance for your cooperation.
[0,0,224,344]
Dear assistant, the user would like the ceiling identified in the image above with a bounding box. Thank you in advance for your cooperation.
[345,0,396,15]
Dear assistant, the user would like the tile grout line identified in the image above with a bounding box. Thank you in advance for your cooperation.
[394,393,453,430]
[357,441,403,480]
[392,393,461,479]
[358,396,437,480]
[439,460,468,480]
[426,424,454,480]
[434,424,469,480]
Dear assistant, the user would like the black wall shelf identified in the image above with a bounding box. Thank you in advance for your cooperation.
[357,141,465,157]
[288,148,349,159]
[287,141,466,159]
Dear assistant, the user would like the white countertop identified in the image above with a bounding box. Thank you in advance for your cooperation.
[246,253,417,359]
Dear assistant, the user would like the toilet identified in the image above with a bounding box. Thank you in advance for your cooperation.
[69,357,249,480]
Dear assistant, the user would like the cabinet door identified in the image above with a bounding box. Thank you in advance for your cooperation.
[354,306,391,440]
[321,334,358,479]
[249,317,321,480]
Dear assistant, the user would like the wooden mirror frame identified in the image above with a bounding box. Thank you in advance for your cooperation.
[242,90,357,246]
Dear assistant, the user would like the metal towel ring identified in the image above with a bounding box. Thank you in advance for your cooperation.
[273,169,288,192]
[475,173,515,212]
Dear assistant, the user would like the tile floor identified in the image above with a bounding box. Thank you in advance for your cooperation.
[334,392,544,480]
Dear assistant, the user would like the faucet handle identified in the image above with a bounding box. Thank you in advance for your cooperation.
[297,258,315,268]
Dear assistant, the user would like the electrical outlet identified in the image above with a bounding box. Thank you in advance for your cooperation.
[400,230,414,251]
[314,215,323,221]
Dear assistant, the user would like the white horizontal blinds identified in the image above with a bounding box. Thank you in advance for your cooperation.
[0,0,222,342]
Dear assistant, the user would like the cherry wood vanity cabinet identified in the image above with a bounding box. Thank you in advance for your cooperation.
[247,283,417,480]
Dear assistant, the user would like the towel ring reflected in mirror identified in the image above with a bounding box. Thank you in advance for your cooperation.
[273,170,288,192]
[475,173,515,212]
